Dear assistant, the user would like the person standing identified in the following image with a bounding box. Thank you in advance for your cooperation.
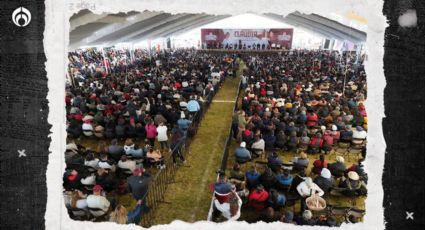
[170,124,186,165]
[156,122,169,151]
[187,96,201,118]
[145,121,157,147]
[127,168,151,201]
[177,113,192,137]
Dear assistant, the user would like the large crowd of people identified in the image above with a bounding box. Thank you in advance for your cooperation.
[213,50,368,225]
[63,48,239,223]
[62,46,368,226]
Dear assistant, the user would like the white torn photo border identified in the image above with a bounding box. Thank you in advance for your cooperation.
[44,0,387,229]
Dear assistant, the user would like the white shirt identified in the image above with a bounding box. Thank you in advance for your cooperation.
[179,101,188,108]
[157,125,168,141]
[66,143,79,154]
[251,139,265,151]
[98,160,113,169]
[214,194,242,221]
[84,159,99,169]
[296,181,324,197]
[81,174,96,185]
[76,199,88,209]
[211,72,220,78]
[86,195,110,212]
[118,160,136,172]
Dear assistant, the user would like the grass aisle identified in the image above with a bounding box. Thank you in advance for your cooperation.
[153,62,244,224]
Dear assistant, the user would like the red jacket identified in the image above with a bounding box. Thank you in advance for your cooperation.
[306,113,318,126]
[323,135,334,145]
[310,137,323,147]
[248,190,269,210]
[331,131,340,141]
[69,113,83,121]
[260,88,266,97]
[312,159,328,174]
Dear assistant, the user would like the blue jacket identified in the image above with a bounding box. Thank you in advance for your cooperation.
[268,193,286,207]
[276,174,293,186]
[235,147,251,162]
[187,100,200,112]
[177,118,192,130]
[245,170,261,187]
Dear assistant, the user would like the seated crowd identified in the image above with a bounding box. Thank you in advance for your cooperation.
[213,50,368,225]
[63,48,238,224]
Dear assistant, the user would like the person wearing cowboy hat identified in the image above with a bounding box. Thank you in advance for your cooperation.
[339,171,367,197]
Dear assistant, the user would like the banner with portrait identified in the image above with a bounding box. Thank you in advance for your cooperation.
[201,28,294,49]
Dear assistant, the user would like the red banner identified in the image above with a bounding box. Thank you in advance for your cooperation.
[201,28,293,49]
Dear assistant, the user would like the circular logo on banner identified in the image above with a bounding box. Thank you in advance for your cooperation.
[12,7,31,27]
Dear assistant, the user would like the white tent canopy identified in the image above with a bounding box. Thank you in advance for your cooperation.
[69,10,366,50]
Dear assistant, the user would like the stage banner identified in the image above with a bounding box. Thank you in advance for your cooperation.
[201,28,294,49]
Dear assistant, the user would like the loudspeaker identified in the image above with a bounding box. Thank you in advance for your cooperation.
[324,39,330,49]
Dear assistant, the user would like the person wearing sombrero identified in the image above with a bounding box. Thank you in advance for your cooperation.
[339,171,367,197]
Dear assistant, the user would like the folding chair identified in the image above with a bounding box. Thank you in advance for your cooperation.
[333,142,350,161]
[348,139,366,161]
[329,205,349,219]
[347,208,365,220]
[69,207,89,220]
[329,187,347,197]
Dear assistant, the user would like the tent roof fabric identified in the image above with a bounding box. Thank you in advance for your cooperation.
[69,11,366,49]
